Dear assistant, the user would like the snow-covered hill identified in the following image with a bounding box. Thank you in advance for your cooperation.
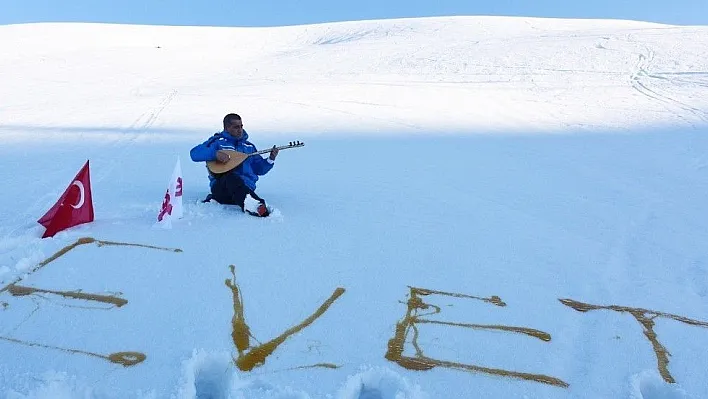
[2,16,708,137]
[1,16,707,399]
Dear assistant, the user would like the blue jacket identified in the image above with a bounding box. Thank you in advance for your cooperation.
[189,130,274,190]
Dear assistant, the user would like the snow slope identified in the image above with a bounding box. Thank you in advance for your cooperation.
[1,16,708,399]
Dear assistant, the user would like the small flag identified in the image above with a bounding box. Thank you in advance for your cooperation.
[38,160,94,238]
[156,157,183,227]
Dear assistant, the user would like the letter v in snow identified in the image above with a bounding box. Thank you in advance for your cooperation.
[38,160,95,238]
[155,157,183,228]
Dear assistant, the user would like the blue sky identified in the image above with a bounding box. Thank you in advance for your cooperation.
[1,0,707,26]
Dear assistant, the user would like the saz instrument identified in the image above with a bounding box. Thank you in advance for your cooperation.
[206,141,304,174]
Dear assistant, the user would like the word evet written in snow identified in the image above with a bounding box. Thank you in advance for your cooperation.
[1,238,706,390]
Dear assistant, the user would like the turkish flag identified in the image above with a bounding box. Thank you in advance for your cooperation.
[38,160,94,238]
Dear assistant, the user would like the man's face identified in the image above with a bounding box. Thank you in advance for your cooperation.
[226,119,244,138]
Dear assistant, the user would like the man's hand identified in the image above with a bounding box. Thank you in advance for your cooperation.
[269,145,279,161]
[216,150,231,163]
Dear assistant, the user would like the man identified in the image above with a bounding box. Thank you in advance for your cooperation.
[190,113,278,217]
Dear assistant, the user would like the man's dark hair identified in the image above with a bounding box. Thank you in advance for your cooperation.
[223,113,242,129]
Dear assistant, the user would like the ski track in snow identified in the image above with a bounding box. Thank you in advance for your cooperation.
[95,88,179,183]
[629,44,708,125]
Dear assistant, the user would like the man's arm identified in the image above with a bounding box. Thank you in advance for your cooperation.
[251,156,274,176]
[251,145,278,175]
[190,138,219,162]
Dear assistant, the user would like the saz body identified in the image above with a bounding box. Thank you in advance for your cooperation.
[206,141,304,174]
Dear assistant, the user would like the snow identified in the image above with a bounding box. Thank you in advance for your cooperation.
[1,15,708,398]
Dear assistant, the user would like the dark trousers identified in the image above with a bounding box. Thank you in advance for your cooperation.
[210,173,266,213]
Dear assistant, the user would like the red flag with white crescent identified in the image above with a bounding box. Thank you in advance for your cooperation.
[38,160,94,238]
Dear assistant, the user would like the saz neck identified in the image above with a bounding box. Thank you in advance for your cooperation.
[250,143,304,156]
